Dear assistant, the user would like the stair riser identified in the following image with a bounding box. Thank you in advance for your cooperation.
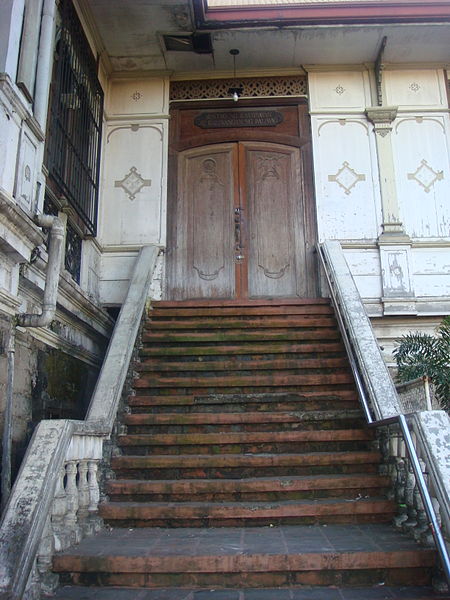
[128,399,360,413]
[110,464,380,479]
[145,317,338,330]
[125,419,366,434]
[140,343,346,357]
[134,385,357,396]
[118,440,375,455]
[134,373,353,389]
[58,567,432,589]
[107,487,390,502]
[102,514,395,528]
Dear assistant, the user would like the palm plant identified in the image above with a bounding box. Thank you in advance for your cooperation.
[393,316,450,411]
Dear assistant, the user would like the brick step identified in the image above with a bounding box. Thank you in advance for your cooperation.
[149,304,334,318]
[52,525,435,588]
[99,497,396,528]
[124,409,363,427]
[124,410,365,434]
[117,429,374,456]
[134,372,353,389]
[140,342,346,357]
[136,357,349,373]
[139,385,358,398]
[143,329,341,344]
[153,298,331,307]
[127,392,360,414]
[106,474,391,503]
[128,396,359,414]
[50,586,449,600]
[145,316,337,330]
[111,451,382,479]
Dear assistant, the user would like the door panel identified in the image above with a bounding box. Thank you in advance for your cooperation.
[168,144,237,299]
[167,140,312,300]
[242,143,304,298]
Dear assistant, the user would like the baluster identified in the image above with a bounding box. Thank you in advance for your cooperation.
[64,460,81,544]
[413,459,430,543]
[77,459,90,535]
[393,456,408,528]
[402,460,418,534]
[88,459,102,533]
[51,465,70,552]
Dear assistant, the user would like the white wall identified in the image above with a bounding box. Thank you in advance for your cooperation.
[309,67,450,318]
[98,77,169,304]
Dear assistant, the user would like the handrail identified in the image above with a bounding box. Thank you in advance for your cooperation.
[317,240,450,587]
[0,245,160,600]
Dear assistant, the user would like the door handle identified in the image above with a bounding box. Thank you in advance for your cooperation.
[234,207,245,262]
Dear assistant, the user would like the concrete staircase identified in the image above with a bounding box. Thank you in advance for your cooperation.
[51,300,441,599]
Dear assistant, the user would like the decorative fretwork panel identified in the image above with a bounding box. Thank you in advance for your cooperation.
[170,76,307,101]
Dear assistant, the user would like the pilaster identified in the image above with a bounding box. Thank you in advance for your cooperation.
[366,106,416,315]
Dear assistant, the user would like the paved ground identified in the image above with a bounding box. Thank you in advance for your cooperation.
[53,523,427,558]
[49,524,449,598]
[50,586,449,599]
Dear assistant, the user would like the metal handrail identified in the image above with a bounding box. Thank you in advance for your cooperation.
[317,241,450,587]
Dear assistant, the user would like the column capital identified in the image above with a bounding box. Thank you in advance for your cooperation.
[365,106,398,136]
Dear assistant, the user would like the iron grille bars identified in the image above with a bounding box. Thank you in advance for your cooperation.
[45,0,103,235]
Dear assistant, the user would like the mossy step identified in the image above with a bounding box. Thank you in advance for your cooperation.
[128,390,359,406]
[143,329,340,344]
[123,410,362,426]
[145,317,337,330]
[118,429,374,447]
[136,357,349,373]
[99,497,396,527]
[106,473,391,499]
[149,304,334,318]
[140,341,345,357]
[111,450,382,471]
[134,372,353,389]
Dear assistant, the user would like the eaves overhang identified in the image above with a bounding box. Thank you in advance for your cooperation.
[193,0,450,28]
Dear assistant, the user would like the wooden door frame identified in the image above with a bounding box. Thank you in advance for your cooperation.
[166,97,319,299]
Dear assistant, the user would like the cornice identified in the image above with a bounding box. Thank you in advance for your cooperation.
[0,190,45,248]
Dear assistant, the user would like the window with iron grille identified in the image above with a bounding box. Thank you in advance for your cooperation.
[45,0,103,236]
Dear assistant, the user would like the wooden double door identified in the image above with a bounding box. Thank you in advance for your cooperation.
[168,141,315,300]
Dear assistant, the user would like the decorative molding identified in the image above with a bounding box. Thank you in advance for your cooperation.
[131,91,143,101]
[334,84,346,95]
[328,161,366,195]
[114,167,152,201]
[409,82,421,93]
[407,159,444,194]
[170,76,307,101]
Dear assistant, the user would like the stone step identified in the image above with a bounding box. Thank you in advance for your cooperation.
[140,341,346,357]
[142,328,341,344]
[127,392,360,414]
[134,372,353,389]
[106,473,391,503]
[153,298,331,308]
[52,524,435,589]
[136,356,349,373]
[117,429,374,455]
[145,316,338,330]
[111,451,382,479]
[50,585,450,600]
[99,497,396,528]
[149,303,334,318]
[124,409,365,434]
